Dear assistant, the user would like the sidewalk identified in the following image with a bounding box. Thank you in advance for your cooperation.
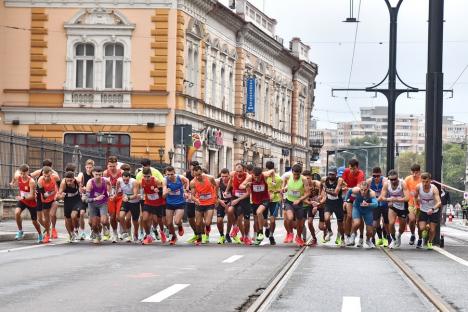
[444,218,468,232]
[0,220,69,242]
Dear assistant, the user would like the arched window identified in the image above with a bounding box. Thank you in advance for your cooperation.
[104,43,124,89]
[75,43,94,88]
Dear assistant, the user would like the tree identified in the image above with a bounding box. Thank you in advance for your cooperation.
[442,143,466,203]
[396,151,425,176]
[348,135,384,175]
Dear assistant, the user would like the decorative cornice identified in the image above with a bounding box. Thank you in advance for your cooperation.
[5,0,174,9]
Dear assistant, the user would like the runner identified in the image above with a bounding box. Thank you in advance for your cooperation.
[57,171,82,242]
[163,166,190,245]
[321,166,345,246]
[342,159,365,247]
[184,161,199,243]
[139,167,166,245]
[77,159,94,240]
[265,161,283,245]
[103,156,123,243]
[303,170,323,246]
[116,171,140,242]
[379,169,409,249]
[414,172,442,250]
[346,181,378,248]
[225,163,251,245]
[240,167,275,245]
[367,167,390,247]
[190,165,218,245]
[14,164,42,242]
[404,164,422,247]
[37,166,59,243]
[215,168,232,244]
[85,166,111,244]
[282,164,310,247]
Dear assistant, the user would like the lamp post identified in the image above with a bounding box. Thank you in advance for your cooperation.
[168,148,175,166]
[158,146,165,165]
[96,132,115,162]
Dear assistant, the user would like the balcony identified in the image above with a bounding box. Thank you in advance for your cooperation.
[64,90,131,108]
[204,102,234,125]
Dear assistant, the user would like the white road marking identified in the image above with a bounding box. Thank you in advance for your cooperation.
[222,255,244,263]
[433,246,468,267]
[141,284,190,303]
[0,242,61,253]
[342,296,361,312]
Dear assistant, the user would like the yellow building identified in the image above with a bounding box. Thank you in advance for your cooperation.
[0,0,317,174]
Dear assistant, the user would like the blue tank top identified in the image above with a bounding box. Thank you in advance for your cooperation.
[370,178,387,207]
[166,175,185,206]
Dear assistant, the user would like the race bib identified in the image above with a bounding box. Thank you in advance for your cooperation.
[147,193,159,200]
[169,189,181,196]
[327,194,338,200]
[289,190,301,197]
[252,185,265,193]
[199,193,212,200]
[223,193,232,199]
[20,191,29,198]
[234,190,246,197]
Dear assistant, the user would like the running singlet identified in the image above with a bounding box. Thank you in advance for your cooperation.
[105,170,123,196]
[353,191,378,209]
[18,176,36,207]
[267,174,282,203]
[218,178,231,203]
[40,177,58,203]
[90,179,109,206]
[386,180,404,210]
[418,184,437,213]
[309,181,321,204]
[166,175,185,206]
[404,175,421,207]
[118,178,140,204]
[232,173,247,198]
[82,171,93,189]
[194,176,217,206]
[324,178,342,202]
[142,177,165,206]
[64,180,81,204]
[250,175,269,205]
[370,178,387,207]
[286,176,304,202]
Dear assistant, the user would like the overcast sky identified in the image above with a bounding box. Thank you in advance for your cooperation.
[221,0,468,129]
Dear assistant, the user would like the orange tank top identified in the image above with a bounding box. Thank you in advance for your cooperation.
[194,176,217,206]
[40,177,58,203]
[18,176,36,207]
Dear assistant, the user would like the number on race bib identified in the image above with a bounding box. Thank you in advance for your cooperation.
[147,193,159,200]
[199,193,212,200]
[252,185,265,192]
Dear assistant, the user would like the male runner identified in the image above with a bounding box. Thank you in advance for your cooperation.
[14,164,42,242]
[57,171,82,242]
[184,161,199,243]
[404,164,422,247]
[321,166,345,246]
[163,166,190,245]
[216,168,232,244]
[303,170,323,246]
[367,167,390,247]
[116,171,141,242]
[379,169,409,249]
[37,166,59,243]
[103,156,123,243]
[190,165,218,245]
[414,172,442,250]
[265,161,282,245]
[77,159,94,240]
[342,159,365,246]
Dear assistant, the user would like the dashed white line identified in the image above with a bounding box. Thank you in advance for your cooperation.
[342,296,361,312]
[222,255,244,263]
[433,246,468,267]
[141,284,190,303]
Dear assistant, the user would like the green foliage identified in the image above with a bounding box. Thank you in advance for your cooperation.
[442,143,466,203]
[396,151,425,176]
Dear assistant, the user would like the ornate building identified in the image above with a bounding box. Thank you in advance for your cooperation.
[1,0,318,174]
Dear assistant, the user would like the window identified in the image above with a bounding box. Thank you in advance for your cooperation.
[104,43,124,89]
[64,133,131,157]
[75,43,94,89]
[228,71,233,113]
[211,63,217,106]
[220,67,226,109]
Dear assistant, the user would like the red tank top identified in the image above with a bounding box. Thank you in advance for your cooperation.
[18,176,36,207]
[142,177,165,206]
[250,174,269,204]
[194,176,217,206]
[39,176,57,203]
[232,172,247,198]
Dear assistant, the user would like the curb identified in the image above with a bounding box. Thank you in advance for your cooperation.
[0,232,37,242]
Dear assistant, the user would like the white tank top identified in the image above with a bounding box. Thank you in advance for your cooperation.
[387,180,404,210]
[419,184,437,213]
[118,178,139,203]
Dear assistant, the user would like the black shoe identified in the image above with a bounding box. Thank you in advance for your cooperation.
[416,239,422,248]
[409,235,416,245]
[269,236,276,245]
[225,235,232,244]
[265,228,270,238]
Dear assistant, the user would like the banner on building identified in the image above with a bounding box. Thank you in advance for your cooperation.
[246,77,256,114]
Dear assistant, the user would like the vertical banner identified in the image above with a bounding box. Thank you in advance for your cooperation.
[246,77,256,114]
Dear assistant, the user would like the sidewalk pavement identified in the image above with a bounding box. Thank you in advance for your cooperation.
[0,220,69,242]
[444,218,468,232]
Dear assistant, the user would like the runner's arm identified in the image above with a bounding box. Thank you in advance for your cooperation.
[432,186,442,210]
[378,182,388,202]
[239,175,252,190]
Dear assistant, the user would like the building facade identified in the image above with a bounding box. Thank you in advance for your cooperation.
[0,0,318,175]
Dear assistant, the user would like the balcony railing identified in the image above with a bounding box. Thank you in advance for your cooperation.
[64,90,131,108]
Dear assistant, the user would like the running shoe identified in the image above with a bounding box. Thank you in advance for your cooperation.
[409,234,416,245]
[80,231,86,241]
[383,238,389,247]
[187,235,198,243]
[230,226,239,238]
[201,234,209,244]
[51,228,58,239]
[376,238,384,246]
[422,230,428,240]
[295,235,305,247]
[205,226,211,235]
[232,235,242,244]
[42,233,50,244]
[269,236,276,245]
[244,236,253,245]
[366,239,376,249]
[335,236,342,246]
[426,242,433,250]
[356,238,364,248]
[265,228,270,238]
[170,236,177,245]
[111,232,118,243]
[309,238,317,247]
[15,230,24,240]
[121,232,129,242]
[90,231,96,241]
[217,235,226,244]
[102,230,110,241]
[37,233,43,244]
[66,234,73,243]
[395,233,401,247]
[93,236,100,244]
[284,233,294,244]
[178,226,185,237]
[340,239,346,247]
[389,240,396,249]
[256,233,265,244]
[225,235,232,244]
[320,236,327,244]
[195,239,201,246]
[325,231,333,242]
[143,235,154,245]
[160,230,167,244]
[164,227,170,238]
[347,234,356,247]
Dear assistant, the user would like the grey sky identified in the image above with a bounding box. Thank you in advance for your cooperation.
[221,0,468,129]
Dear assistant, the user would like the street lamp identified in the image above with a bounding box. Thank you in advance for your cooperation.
[158,146,165,165]
[168,148,175,165]
[96,132,116,161]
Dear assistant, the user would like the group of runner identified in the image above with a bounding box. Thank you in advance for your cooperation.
[11,156,441,249]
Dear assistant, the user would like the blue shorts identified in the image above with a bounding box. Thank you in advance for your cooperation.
[352,205,374,226]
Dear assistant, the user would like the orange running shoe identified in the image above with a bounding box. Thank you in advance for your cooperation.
[178,226,184,237]
[244,237,252,245]
[295,235,305,247]
[170,236,177,245]
[284,233,294,244]
[230,226,239,237]
[51,228,58,239]
[160,230,167,244]
[42,233,50,244]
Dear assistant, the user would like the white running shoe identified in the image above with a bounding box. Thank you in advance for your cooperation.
[365,239,375,249]
[347,234,356,246]
[389,240,396,249]
[356,238,364,248]
[395,233,401,247]
[111,232,117,243]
